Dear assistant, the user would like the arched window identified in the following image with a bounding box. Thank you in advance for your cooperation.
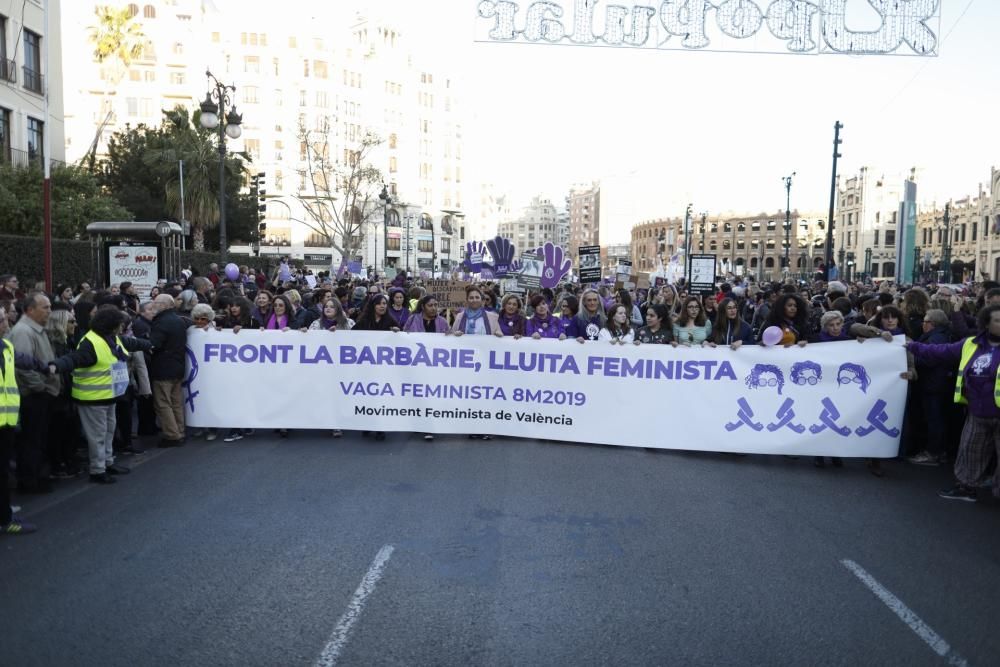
[750,258,759,268]
[765,257,775,268]
[420,214,433,230]
[143,5,156,19]
[723,222,732,233]
[737,223,746,232]
[387,209,401,227]
[127,4,139,18]
[388,133,397,149]
[735,258,745,266]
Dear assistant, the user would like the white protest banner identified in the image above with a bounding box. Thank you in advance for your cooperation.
[184,330,907,457]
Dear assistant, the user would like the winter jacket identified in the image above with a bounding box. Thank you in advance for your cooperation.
[148,308,188,381]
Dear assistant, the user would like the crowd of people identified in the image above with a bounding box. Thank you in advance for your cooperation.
[1,261,998,535]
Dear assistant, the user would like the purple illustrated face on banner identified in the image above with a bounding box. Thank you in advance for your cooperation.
[791,361,822,386]
[837,363,871,394]
[745,364,785,395]
[183,346,200,412]
[486,236,516,277]
[540,242,572,289]
[480,268,495,279]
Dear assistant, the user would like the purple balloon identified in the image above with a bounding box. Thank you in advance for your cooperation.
[761,326,783,347]
[225,262,240,281]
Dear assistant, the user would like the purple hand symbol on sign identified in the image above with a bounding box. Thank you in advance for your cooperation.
[540,243,572,289]
[485,236,516,277]
[463,241,487,273]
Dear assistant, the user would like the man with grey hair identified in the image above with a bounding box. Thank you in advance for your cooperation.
[908,308,954,466]
[149,294,188,446]
[8,293,58,493]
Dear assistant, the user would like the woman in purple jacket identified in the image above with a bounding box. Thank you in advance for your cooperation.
[403,295,449,333]
[526,295,565,340]
[567,289,607,342]
[498,294,526,338]
[387,288,410,328]
[907,304,1000,502]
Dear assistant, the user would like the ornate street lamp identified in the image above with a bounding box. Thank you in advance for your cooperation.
[199,70,242,262]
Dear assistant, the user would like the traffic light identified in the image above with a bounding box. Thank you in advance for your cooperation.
[256,172,266,214]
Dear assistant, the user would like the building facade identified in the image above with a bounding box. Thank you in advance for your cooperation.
[496,195,566,252]
[568,182,599,267]
[1,0,65,168]
[631,210,827,282]
[61,2,467,274]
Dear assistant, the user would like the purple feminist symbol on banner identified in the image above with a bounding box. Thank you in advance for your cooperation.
[183,346,200,412]
[725,398,764,432]
[855,400,901,438]
[766,398,805,433]
[809,398,852,436]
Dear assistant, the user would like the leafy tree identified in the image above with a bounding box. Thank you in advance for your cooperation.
[84,5,145,170]
[100,122,171,221]
[142,107,249,251]
[0,164,132,238]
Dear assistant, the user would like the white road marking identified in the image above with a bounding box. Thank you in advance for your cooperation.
[841,559,970,667]
[315,544,395,667]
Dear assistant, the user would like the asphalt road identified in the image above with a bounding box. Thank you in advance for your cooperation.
[1,431,998,666]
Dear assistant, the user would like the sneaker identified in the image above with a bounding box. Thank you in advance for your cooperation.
[89,473,117,485]
[223,432,243,443]
[423,433,434,441]
[192,429,205,438]
[51,466,75,479]
[122,444,146,455]
[106,464,131,475]
[907,452,939,466]
[10,505,21,514]
[331,429,343,438]
[938,485,977,502]
[206,430,218,442]
[1,518,37,535]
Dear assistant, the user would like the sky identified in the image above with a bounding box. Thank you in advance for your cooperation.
[237,0,997,218]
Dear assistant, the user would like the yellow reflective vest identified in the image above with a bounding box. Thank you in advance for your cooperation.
[71,330,130,402]
[954,337,1000,406]
[0,339,19,427]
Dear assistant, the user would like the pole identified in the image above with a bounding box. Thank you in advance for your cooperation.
[942,202,951,281]
[783,173,795,272]
[683,204,692,285]
[431,217,437,279]
[825,122,843,281]
[700,213,706,253]
[217,97,228,263]
[42,0,51,290]
[179,160,187,251]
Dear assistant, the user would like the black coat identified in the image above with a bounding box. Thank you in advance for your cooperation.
[149,309,188,381]
[916,325,955,394]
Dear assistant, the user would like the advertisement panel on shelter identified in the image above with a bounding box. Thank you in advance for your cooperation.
[105,242,160,295]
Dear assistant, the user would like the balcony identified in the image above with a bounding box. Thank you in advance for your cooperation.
[0,58,15,84]
[22,66,42,94]
[3,147,64,170]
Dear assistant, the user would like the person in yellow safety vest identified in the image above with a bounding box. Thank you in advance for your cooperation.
[907,303,1000,504]
[0,303,60,535]
[57,307,152,485]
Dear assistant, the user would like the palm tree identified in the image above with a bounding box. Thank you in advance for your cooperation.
[84,5,145,170]
[144,107,247,252]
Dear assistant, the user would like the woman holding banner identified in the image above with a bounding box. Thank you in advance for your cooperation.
[673,297,712,347]
[569,289,607,342]
[635,304,675,346]
[450,286,501,440]
[527,295,565,340]
[355,294,399,333]
[599,305,635,344]
[708,298,754,349]
[763,294,809,347]
[403,295,449,333]
[450,286,501,337]
[498,295,527,338]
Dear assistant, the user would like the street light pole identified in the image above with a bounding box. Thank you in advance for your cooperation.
[941,202,952,281]
[700,213,707,253]
[379,185,392,278]
[825,122,843,280]
[199,70,242,262]
[683,204,693,285]
[783,172,796,272]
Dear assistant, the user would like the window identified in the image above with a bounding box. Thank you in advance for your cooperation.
[126,97,138,116]
[299,90,307,107]
[847,213,853,226]
[441,238,451,254]
[960,224,966,243]
[23,30,41,93]
[387,237,401,251]
[418,240,433,252]
[847,232,852,246]
[885,230,896,246]
[873,230,879,246]
[389,156,397,173]
[303,59,309,77]
[315,91,328,108]
[314,61,328,78]
[172,42,183,55]
[242,86,259,104]
[723,222,732,233]
[143,5,156,18]
[127,4,139,18]
[245,138,260,157]
[26,117,43,162]
[129,70,141,82]
[751,222,760,232]
[388,133,397,149]
[973,222,978,241]
[211,32,220,43]
[273,58,280,76]
[765,257,775,268]
[169,72,185,85]
[144,70,155,82]
[0,107,10,163]
[244,56,259,73]
[882,263,895,278]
